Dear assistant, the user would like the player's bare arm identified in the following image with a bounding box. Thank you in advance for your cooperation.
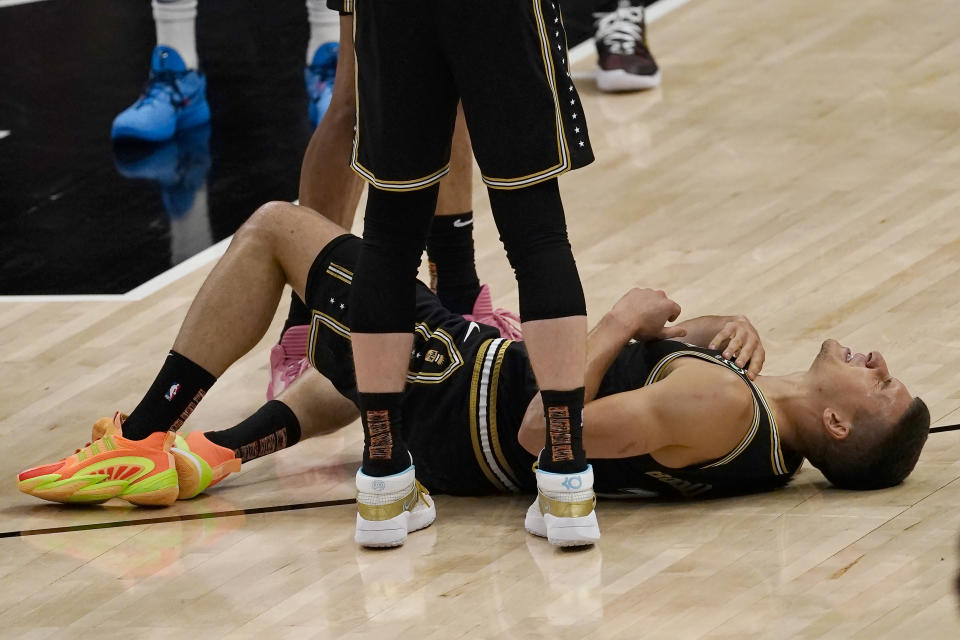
[519,288,767,463]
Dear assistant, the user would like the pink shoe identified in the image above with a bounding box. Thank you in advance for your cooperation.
[463,284,523,341]
[266,325,311,400]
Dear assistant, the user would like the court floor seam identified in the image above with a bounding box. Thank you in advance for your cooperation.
[0,497,356,538]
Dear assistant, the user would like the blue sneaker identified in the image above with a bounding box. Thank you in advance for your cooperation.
[111,45,211,142]
[305,42,338,129]
[112,123,211,218]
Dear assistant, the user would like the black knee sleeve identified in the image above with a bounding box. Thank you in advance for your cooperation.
[487,180,586,321]
[349,185,439,333]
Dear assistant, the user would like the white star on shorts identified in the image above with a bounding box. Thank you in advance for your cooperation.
[329,297,335,304]
[574,127,580,133]
[572,113,577,119]
[579,140,585,147]
[340,303,345,310]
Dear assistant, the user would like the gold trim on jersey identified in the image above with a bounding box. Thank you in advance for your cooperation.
[487,339,520,488]
[467,338,521,492]
[325,262,353,284]
[754,386,789,475]
[407,322,463,384]
[643,349,764,471]
[306,314,464,386]
[480,0,569,190]
[702,396,760,469]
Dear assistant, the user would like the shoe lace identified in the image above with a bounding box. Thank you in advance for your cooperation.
[594,5,647,56]
[136,70,189,108]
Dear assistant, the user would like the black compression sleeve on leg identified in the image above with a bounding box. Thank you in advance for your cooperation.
[487,179,586,322]
[282,291,312,337]
[349,185,439,334]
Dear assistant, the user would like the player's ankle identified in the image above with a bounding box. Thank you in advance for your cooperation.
[361,452,412,477]
[538,457,588,475]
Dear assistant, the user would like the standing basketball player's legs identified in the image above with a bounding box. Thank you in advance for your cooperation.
[438,0,598,546]
[347,1,463,547]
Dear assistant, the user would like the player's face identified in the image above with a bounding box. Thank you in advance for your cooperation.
[809,339,914,427]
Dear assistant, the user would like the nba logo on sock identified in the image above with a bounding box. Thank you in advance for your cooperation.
[165,383,181,401]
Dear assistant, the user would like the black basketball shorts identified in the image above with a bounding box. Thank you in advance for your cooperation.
[302,234,537,494]
[351,0,594,192]
[325,0,353,13]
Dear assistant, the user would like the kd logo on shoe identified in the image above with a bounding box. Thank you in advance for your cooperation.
[561,476,582,490]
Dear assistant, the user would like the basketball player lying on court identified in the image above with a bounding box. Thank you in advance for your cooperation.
[17,202,930,543]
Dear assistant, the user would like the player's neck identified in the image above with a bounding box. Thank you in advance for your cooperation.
[752,373,822,454]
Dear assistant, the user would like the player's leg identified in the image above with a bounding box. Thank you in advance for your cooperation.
[111,0,210,141]
[348,0,461,547]
[175,367,359,498]
[16,203,346,506]
[299,14,364,227]
[440,0,597,546]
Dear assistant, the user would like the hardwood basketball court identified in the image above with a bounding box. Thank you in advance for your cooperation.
[2,0,959,636]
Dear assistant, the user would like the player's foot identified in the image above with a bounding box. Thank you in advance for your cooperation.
[594,1,661,92]
[462,284,523,341]
[267,324,311,401]
[525,463,600,547]
[355,463,436,548]
[111,45,211,142]
[89,415,238,501]
[171,432,242,499]
[17,412,178,506]
[305,42,338,129]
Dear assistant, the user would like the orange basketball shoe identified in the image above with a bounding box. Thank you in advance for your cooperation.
[17,412,179,506]
[170,431,241,499]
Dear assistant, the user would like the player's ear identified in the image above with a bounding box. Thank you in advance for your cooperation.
[822,408,850,441]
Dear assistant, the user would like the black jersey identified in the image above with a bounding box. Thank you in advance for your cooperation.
[589,340,803,498]
[303,234,537,495]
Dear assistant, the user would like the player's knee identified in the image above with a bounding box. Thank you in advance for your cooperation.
[237,201,296,249]
[488,180,585,320]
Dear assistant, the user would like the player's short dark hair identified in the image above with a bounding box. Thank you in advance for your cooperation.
[807,397,930,490]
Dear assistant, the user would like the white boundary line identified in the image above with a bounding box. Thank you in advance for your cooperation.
[0,0,54,7]
[2,0,696,304]
[0,237,232,303]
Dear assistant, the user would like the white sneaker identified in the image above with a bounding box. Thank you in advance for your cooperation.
[355,464,436,548]
[525,464,600,547]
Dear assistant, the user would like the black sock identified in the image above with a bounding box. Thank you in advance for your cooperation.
[426,212,481,314]
[282,291,312,338]
[205,400,301,463]
[122,350,217,440]
[539,388,587,474]
[358,392,410,476]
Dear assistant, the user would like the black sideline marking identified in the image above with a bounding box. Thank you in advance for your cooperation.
[0,498,356,538]
[931,424,960,434]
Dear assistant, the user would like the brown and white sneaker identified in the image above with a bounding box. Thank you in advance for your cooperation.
[594,0,661,92]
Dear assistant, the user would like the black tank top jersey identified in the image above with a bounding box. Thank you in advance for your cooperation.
[589,340,804,499]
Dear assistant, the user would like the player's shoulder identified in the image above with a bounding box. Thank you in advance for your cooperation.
[657,361,754,428]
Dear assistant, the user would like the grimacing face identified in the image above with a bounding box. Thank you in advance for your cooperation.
[810,339,914,431]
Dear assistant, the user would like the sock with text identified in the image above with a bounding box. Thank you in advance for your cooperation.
[122,350,216,440]
[205,400,301,462]
[358,392,410,477]
[538,388,587,475]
